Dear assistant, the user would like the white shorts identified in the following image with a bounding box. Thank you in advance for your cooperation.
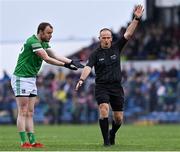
[11,75,37,96]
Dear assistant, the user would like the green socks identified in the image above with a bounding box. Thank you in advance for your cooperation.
[27,132,36,144]
[19,132,36,144]
[19,131,26,144]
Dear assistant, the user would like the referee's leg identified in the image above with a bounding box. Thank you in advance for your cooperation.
[98,103,110,146]
[109,111,123,145]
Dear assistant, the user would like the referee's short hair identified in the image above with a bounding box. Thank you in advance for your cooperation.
[37,22,53,34]
[99,28,112,35]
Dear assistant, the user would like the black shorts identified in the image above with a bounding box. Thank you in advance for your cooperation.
[95,83,124,111]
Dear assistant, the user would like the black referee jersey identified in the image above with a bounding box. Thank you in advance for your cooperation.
[86,36,128,84]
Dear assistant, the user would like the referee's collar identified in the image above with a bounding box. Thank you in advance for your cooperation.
[97,46,112,51]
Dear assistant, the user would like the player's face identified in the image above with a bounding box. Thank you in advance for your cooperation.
[40,26,53,42]
[99,30,112,49]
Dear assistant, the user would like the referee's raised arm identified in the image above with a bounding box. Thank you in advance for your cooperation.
[124,5,144,40]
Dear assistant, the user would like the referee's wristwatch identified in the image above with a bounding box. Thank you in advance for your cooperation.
[134,16,141,21]
[78,78,84,87]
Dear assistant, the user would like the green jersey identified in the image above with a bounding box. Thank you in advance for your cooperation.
[14,35,50,77]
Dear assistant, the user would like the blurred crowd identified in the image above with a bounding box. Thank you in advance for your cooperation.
[70,20,180,61]
[0,65,180,124]
[1,19,180,124]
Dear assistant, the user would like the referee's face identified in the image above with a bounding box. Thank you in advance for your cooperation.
[99,30,112,49]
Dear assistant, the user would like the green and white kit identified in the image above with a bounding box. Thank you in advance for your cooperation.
[11,35,50,96]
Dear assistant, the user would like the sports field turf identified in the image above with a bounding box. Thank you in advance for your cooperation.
[0,124,180,151]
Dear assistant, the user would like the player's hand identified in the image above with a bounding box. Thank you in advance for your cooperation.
[71,60,84,68]
[64,63,78,70]
[75,79,84,91]
[134,4,144,19]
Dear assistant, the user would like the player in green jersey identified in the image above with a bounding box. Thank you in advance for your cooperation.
[11,22,84,148]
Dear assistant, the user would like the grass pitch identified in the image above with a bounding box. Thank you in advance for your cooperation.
[0,124,180,151]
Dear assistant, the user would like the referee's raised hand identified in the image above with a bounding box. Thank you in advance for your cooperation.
[134,4,144,19]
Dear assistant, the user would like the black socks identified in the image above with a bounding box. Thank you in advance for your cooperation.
[111,120,121,135]
[99,118,109,145]
[99,118,122,146]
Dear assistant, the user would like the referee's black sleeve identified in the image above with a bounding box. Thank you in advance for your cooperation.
[113,36,128,53]
[86,51,96,68]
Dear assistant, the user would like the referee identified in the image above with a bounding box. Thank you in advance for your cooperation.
[75,5,144,146]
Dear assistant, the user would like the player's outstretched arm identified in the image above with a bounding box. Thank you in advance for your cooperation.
[36,49,65,66]
[124,4,144,40]
[46,49,72,63]
[75,66,92,91]
[36,49,79,70]
[46,49,84,69]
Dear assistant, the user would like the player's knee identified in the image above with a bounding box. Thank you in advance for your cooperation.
[27,110,34,117]
[19,108,28,117]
